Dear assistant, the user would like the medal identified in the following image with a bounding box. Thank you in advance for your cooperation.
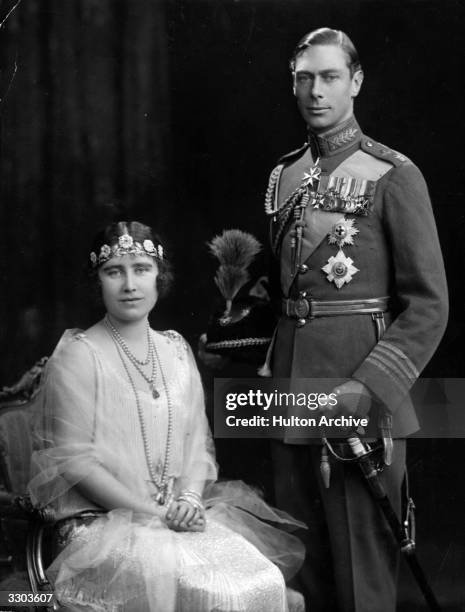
[322,217,360,288]
[302,158,321,188]
[322,249,359,289]
[328,218,359,248]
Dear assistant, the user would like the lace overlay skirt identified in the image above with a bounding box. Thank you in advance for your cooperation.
[50,512,289,612]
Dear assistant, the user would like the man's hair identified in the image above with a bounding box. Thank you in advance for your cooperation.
[290,28,362,76]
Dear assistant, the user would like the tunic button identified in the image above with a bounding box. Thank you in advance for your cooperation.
[366,141,373,147]
[298,264,309,274]
[296,318,307,328]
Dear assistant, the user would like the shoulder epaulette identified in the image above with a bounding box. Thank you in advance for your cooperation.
[360,137,412,168]
[277,142,309,165]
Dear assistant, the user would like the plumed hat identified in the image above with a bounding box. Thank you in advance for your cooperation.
[205,230,276,364]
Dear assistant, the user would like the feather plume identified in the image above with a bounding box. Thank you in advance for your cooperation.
[208,229,261,268]
[214,265,250,304]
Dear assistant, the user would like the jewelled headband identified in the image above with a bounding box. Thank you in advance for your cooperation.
[89,233,164,268]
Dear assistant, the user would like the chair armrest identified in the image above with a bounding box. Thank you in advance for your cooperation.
[0,492,56,522]
[0,357,48,403]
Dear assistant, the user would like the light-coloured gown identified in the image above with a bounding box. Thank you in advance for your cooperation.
[28,329,304,612]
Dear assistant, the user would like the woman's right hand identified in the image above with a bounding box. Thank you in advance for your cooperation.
[166,500,206,532]
[183,518,206,532]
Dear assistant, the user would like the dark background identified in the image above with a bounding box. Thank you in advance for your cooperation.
[1,0,464,609]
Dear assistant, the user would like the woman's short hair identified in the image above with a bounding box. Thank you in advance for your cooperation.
[290,27,362,76]
[88,221,173,298]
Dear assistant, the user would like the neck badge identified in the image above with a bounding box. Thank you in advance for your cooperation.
[302,161,322,190]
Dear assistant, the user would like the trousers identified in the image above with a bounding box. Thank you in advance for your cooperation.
[271,439,406,612]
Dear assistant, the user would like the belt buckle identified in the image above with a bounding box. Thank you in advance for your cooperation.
[294,297,309,318]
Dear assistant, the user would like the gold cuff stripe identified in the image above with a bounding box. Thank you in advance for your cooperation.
[374,347,414,384]
[372,346,415,388]
[377,341,419,378]
[365,354,411,394]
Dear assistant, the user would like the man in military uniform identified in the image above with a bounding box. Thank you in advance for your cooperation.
[266,28,448,611]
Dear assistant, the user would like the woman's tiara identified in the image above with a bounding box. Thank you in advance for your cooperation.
[89,233,164,268]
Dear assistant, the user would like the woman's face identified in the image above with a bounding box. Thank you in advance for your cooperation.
[98,254,159,323]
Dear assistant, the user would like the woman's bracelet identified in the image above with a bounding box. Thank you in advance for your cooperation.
[176,490,204,512]
[179,489,202,501]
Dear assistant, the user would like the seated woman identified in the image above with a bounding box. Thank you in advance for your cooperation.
[28,221,304,612]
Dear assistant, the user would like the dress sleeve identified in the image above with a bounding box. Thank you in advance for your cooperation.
[177,342,218,493]
[352,163,448,413]
[28,333,107,506]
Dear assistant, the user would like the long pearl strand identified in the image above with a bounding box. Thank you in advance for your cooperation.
[105,315,159,398]
[105,322,173,505]
[105,315,151,365]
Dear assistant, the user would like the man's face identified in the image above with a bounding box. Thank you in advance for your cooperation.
[293,44,363,133]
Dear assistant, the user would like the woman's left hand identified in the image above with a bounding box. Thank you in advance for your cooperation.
[166,500,204,531]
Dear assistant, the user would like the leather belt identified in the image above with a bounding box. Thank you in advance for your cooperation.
[282,296,390,319]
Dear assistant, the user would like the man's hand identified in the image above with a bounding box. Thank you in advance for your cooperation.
[324,380,372,419]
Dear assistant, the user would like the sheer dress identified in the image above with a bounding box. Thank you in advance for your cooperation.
[28,330,304,612]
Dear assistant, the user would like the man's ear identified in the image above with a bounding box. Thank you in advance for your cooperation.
[351,69,364,98]
[292,72,297,96]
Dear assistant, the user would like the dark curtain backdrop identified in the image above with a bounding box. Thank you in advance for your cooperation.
[1,0,464,382]
[0,0,172,376]
[1,1,465,607]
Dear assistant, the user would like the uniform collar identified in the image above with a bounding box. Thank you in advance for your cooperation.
[307,116,361,159]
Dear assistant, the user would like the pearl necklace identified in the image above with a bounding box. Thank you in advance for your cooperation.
[105,315,152,365]
[106,324,174,505]
[105,316,159,399]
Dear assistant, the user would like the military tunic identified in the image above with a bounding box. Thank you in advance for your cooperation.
[266,116,448,611]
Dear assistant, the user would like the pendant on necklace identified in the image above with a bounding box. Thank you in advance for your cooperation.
[151,386,160,399]
[153,491,164,505]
